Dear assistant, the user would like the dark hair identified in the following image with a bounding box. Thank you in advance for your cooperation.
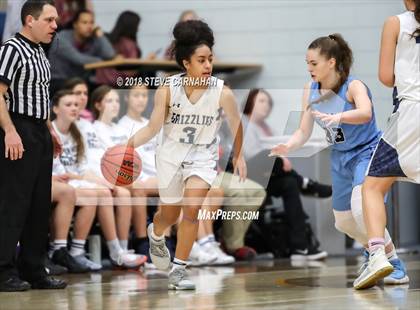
[51,89,85,163]
[90,85,113,119]
[72,9,93,25]
[108,11,141,47]
[308,33,353,93]
[171,20,214,70]
[21,0,54,25]
[413,0,420,37]
[243,89,273,116]
[62,77,88,91]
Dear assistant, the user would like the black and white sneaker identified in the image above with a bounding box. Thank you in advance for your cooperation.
[45,257,68,275]
[290,248,328,261]
[52,248,90,273]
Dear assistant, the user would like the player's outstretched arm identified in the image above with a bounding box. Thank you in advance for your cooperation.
[128,86,169,148]
[220,86,247,181]
[270,82,314,156]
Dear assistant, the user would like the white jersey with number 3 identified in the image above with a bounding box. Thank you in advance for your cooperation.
[155,74,224,201]
[163,73,223,146]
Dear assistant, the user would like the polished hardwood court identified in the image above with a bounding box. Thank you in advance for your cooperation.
[1,254,419,310]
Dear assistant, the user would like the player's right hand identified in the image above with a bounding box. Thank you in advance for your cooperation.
[4,129,24,160]
[269,143,289,157]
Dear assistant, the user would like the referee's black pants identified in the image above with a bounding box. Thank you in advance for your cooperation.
[0,116,53,282]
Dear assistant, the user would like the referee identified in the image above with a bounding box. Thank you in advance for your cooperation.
[0,1,66,291]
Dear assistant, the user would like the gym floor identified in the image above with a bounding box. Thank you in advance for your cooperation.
[1,253,419,309]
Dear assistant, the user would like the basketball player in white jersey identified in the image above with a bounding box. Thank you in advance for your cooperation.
[354,0,420,289]
[128,20,246,290]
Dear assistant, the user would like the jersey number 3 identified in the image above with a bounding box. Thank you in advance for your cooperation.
[180,127,197,144]
[325,127,345,144]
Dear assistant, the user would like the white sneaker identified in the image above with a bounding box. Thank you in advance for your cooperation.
[201,242,235,265]
[73,254,102,271]
[111,250,147,269]
[144,262,157,270]
[188,242,217,266]
[168,268,195,290]
[147,223,171,270]
[353,248,394,290]
[357,250,369,276]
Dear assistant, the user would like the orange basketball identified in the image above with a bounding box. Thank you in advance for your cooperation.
[100,145,142,186]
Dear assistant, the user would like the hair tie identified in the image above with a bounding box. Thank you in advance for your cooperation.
[328,35,336,41]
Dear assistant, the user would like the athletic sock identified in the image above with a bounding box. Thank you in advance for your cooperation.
[368,238,385,256]
[170,257,188,273]
[198,234,215,247]
[69,239,86,257]
[107,239,123,260]
[385,242,399,261]
[53,239,68,251]
[119,240,128,251]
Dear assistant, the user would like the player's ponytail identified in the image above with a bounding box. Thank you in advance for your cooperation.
[308,33,354,93]
[51,90,85,163]
[412,0,420,38]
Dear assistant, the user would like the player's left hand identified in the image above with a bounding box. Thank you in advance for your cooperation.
[311,111,342,126]
[50,128,62,158]
[233,155,247,182]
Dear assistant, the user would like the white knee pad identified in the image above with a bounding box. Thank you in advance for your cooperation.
[333,210,368,245]
[350,185,367,232]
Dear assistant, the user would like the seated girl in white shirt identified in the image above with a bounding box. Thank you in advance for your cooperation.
[52,89,147,269]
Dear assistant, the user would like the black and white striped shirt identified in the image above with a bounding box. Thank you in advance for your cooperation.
[0,33,51,120]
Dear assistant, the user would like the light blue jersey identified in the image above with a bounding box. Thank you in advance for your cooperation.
[309,76,380,152]
[309,76,382,211]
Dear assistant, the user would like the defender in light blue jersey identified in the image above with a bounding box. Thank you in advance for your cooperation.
[309,75,381,213]
[270,33,409,289]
